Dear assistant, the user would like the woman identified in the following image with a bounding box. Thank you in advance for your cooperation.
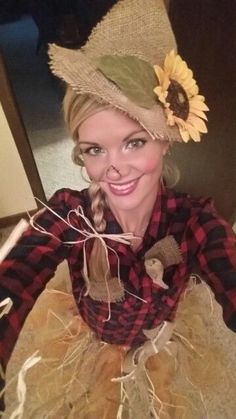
[1,0,236,417]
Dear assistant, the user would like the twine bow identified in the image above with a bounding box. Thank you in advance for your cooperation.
[30,198,147,321]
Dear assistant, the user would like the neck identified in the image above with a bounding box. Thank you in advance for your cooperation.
[115,210,151,236]
[108,190,159,237]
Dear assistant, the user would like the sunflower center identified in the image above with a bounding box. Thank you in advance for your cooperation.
[167,80,189,120]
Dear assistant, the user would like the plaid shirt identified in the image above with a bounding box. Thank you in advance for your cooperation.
[1,186,236,375]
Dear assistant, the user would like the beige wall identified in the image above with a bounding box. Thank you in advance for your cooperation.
[0,103,37,218]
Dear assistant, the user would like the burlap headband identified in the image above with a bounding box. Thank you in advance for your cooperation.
[48,0,209,143]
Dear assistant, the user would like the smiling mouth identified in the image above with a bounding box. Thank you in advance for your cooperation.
[108,178,140,196]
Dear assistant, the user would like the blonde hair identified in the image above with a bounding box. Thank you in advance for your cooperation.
[162,157,180,188]
[63,87,109,231]
[64,88,111,284]
[64,87,110,143]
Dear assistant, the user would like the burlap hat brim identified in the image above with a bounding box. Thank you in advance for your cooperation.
[48,0,181,141]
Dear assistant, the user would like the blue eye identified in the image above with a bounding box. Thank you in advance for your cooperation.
[126,138,147,149]
[82,146,104,156]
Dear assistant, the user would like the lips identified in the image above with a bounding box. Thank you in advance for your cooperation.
[108,178,140,196]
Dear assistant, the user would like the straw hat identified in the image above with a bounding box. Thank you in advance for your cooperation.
[48,0,208,143]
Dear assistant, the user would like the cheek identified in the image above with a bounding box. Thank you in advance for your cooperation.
[84,159,104,181]
[141,156,163,174]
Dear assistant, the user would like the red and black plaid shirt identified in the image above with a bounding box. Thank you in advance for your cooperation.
[1,186,236,373]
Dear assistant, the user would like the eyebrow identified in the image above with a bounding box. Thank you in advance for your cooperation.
[79,141,101,146]
[79,129,147,146]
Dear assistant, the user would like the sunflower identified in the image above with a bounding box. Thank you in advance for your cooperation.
[153,50,209,142]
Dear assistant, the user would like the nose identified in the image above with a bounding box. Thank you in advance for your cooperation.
[105,165,122,181]
[104,152,131,181]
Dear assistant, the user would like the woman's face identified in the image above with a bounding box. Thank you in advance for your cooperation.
[78,108,169,213]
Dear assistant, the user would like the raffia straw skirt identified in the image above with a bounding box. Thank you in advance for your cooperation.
[3,263,236,418]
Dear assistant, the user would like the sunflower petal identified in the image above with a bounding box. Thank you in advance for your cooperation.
[176,61,188,79]
[163,75,170,90]
[179,126,191,142]
[189,108,208,120]
[185,123,201,141]
[188,87,199,98]
[192,95,209,109]
[154,87,167,104]
[154,65,165,85]
[166,109,175,126]
[170,55,182,77]
[195,95,205,101]
[182,78,198,92]
[164,50,175,74]
[190,102,209,112]
[153,86,162,95]
[188,116,208,133]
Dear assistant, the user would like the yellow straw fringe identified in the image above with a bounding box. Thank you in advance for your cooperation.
[3,265,236,419]
[0,298,13,319]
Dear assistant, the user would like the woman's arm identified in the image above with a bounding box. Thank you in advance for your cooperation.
[188,202,236,332]
[0,189,74,405]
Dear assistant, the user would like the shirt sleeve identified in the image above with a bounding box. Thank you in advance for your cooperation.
[188,200,236,332]
[0,189,72,386]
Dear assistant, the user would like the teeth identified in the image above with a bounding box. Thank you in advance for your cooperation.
[110,180,136,190]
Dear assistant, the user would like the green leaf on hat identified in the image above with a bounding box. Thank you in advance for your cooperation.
[97,55,157,109]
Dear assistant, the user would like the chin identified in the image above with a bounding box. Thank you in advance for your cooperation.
[106,192,152,213]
